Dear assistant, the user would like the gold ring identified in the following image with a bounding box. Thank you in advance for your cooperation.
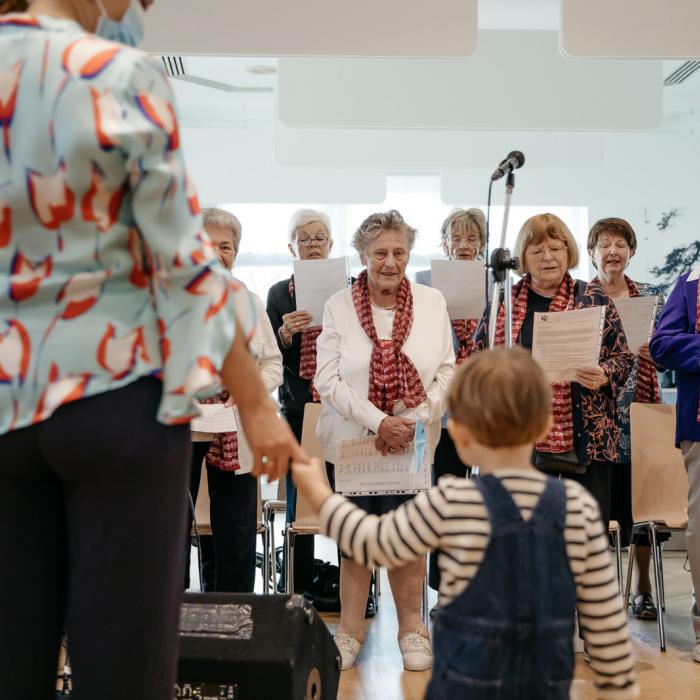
[261,455,270,466]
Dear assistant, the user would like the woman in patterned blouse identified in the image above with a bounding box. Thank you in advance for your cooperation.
[474,213,634,527]
[588,217,666,621]
[0,3,302,698]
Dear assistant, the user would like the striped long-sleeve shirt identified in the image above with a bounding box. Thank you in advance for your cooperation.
[319,469,639,700]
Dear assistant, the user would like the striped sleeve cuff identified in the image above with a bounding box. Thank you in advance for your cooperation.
[319,492,348,539]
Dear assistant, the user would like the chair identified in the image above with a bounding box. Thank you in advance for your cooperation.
[262,477,287,593]
[284,403,430,624]
[283,403,327,595]
[191,462,269,593]
[608,520,623,595]
[623,403,688,651]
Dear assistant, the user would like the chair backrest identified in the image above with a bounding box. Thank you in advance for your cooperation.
[193,462,263,533]
[294,402,330,528]
[631,402,688,528]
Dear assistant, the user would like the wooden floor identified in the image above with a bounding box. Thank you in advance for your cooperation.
[188,506,700,700]
[315,549,699,700]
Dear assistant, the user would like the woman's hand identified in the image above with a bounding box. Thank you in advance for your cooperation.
[375,435,410,456]
[291,458,333,513]
[575,366,608,391]
[378,416,415,452]
[237,398,307,480]
[280,310,313,340]
[638,342,653,363]
[221,321,308,480]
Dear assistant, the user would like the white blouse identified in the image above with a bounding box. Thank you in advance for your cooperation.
[315,281,456,463]
[192,289,283,474]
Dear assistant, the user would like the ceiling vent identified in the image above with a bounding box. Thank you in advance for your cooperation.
[664,60,700,86]
[161,55,187,78]
[157,55,273,94]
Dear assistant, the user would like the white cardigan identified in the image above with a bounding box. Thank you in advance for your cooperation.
[236,290,283,474]
[192,289,283,475]
[315,281,456,463]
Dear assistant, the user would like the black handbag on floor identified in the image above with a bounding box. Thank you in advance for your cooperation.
[533,449,588,476]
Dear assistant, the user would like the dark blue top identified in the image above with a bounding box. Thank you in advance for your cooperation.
[649,271,700,445]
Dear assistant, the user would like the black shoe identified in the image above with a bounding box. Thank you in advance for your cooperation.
[632,592,658,620]
[364,594,376,618]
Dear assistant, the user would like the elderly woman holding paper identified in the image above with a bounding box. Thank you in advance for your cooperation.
[588,217,666,620]
[266,208,336,593]
[474,213,633,527]
[416,208,487,596]
[186,209,283,592]
[315,210,455,671]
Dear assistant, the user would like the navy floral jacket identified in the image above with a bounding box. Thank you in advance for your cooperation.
[474,277,634,463]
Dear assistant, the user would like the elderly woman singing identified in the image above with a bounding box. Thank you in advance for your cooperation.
[315,210,455,671]
[266,209,334,593]
[474,213,634,528]
[588,217,666,620]
[416,208,487,600]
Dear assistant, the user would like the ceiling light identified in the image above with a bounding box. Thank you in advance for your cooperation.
[247,65,277,76]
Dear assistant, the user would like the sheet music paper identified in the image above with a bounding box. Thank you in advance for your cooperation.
[532,306,605,382]
[334,436,431,496]
[191,403,238,433]
[430,259,486,320]
[612,296,658,353]
[293,257,350,326]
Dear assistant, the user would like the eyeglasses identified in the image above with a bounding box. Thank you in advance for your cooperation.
[297,235,330,247]
[450,235,481,247]
[526,244,568,260]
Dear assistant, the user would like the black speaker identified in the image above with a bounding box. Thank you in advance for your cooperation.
[176,593,340,700]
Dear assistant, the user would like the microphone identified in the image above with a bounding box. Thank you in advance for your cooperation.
[490,151,525,181]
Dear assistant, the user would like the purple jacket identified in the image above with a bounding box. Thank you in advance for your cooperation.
[649,271,700,445]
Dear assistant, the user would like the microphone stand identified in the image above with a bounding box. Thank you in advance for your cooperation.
[487,171,520,348]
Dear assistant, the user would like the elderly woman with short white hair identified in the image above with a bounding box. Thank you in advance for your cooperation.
[266,208,335,593]
[186,208,283,593]
[315,210,455,671]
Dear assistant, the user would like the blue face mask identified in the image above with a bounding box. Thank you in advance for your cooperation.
[94,1,145,47]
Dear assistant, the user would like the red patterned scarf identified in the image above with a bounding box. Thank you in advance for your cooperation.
[625,277,661,405]
[494,273,576,454]
[352,270,427,414]
[289,277,321,402]
[452,319,478,366]
[203,391,240,472]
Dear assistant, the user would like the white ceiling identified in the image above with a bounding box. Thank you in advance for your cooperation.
[161,0,700,205]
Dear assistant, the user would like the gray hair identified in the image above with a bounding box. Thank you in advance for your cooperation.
[288,208,332,243]
[440,208,486,256]
[202,207,242,252]
[351,209,417,255]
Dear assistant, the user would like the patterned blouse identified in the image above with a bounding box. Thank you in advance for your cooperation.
[473,276,634,463]
[0,14,254,435]
[608,279,665,463]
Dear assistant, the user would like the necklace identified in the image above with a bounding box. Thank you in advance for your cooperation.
[370,300,397,311]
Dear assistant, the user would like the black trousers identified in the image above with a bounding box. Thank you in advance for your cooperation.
[186,445,258,593]
[0,378,191,700]
[567,459,612,529]
[429,428,471,591]
[281,410,314,593]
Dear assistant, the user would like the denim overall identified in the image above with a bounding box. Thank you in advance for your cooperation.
[427,474,576,700]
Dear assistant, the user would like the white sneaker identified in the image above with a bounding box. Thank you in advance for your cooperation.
[399,631,433,671]
[334,632,362,670]
[693,640,700,663]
